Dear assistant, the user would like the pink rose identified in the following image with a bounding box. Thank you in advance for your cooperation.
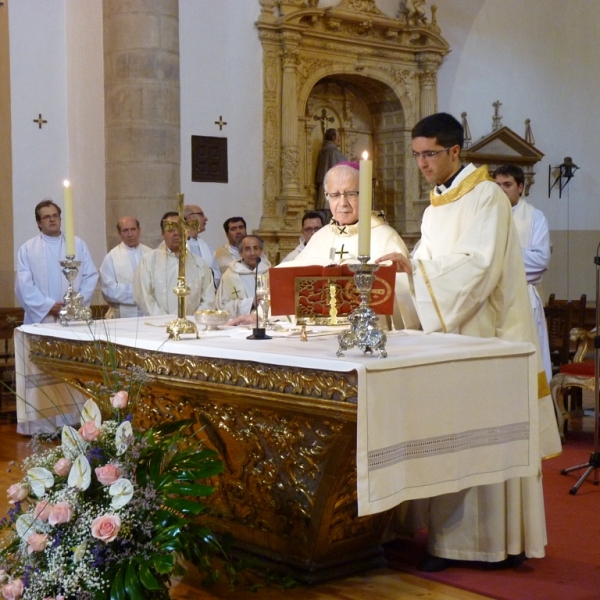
[34,500,53,522]
[27,532,48,554]
[53,457,72,477]
[91,514,121,543]
[48,502,73,526]
[6,484,29,504]
[1,579,24,600]
[79,421,101,442]
[110,391,129,409]
[95,464,121,486]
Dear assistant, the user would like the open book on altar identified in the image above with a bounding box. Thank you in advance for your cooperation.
[269,264,396,322]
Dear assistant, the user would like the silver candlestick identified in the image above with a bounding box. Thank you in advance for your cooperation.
[337,256,387,358]
[59,256,93,326]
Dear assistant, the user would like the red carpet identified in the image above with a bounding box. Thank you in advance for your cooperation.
[385,431,600,600]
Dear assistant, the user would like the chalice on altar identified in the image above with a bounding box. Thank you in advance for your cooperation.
[194,309,230,331]
[256,272,270,328]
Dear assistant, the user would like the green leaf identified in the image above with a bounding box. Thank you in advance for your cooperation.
[138,562,162,591]
[151,553,175,574]
[163,497,206,516]
[110,566,127,600]
[124,561,146,600]
[163,482,215,497]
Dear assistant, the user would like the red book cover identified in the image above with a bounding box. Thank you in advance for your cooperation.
[269,264,396,317]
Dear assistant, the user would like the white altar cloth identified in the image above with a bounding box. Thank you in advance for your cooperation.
[17,317,539,516]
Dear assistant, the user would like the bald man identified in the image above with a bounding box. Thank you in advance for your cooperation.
[100,216,152,318]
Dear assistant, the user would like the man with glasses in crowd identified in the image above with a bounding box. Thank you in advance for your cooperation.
[184,204,221,287]
[377,112,561,572]
[16,199,98,324]
[285,162,419,329]
[279,211,324,263]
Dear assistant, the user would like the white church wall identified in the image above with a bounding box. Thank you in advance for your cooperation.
[10,0,106,299]
[433,0,600,300]
[179,0,264,251]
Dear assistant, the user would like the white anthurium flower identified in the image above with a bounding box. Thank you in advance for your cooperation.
[109,478,134,509]
[73,540,87,563]
[62,425,87,460]
[115,421,133,456]
[16,513,36,539]
[27,467,55,498]
[81,398,102,427]
[68,454,92,491]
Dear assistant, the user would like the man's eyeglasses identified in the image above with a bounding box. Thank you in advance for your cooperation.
[39,213,60,221]
[411,147,452,161]
[187,212,205,218]
[302,226,322,233]
[325,191,359,200]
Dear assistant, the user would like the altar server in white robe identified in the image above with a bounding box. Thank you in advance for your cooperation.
[133,212,215,316]
[216,235,271,318]
[184,204,221,287]
[377,113,562,571]
[100,216,151,318]
[494,164,552,384]
[286,162,420,330]
[16,199,98,324]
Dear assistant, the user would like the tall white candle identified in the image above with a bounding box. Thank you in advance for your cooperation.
[63,180,75,256]
[358,151,372,257]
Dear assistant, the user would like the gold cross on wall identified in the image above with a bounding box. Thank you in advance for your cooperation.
[231,287,242,299]
[215,116,227,130]
[334,244,349,260]
[33,114,47,129]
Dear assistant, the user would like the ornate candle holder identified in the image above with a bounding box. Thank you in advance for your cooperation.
[337,256,387,358]
[59,256,93,326]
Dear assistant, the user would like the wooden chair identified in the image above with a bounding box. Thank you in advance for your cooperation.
[550,327,595,435]
[0,309,24,405]
[545,300,574,375]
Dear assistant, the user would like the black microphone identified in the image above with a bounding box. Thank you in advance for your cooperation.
[246,256,271,340]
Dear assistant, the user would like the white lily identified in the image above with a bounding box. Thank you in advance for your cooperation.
[27,467,55,498]
[68,454,92,491]
[115,421,133,456]
[109,478,134,509]
[81,398,102,427]
[62,425,87,460]
[16,513,36,540]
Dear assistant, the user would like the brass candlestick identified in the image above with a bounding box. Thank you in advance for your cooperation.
[337,256,387,358]
[59,256,93,325]
[166,193,199,341]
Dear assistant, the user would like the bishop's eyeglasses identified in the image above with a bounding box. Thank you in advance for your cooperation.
[325,191,360,200]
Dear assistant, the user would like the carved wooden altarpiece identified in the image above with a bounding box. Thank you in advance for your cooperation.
[255,0,449,261]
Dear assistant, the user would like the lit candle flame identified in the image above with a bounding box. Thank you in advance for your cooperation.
[63,180,70,188]
[362,151,369,160]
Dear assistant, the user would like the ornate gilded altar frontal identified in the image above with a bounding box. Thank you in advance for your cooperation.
[26,333,388,582]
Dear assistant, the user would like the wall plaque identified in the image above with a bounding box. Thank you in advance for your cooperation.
[191,135,228,183]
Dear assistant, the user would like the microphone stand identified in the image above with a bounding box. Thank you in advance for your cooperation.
[246,257,271,340]
[561,245,600,493]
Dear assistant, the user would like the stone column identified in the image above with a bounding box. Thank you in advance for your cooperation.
[103,0,180,249]
[417,53,441,120]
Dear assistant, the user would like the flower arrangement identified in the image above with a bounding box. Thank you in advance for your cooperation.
[0,389,225,600]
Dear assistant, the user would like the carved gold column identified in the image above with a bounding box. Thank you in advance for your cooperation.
[103,0,180,250]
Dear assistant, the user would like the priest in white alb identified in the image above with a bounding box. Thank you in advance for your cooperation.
[286,162,419,330]
[133,212,215,316]
[100,216,152,318]
[184,203,221,287]
[216,235,271,318]
[16,199,98,324]
[376,113,561,573]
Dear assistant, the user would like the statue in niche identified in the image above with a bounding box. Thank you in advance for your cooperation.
[402,0,428,26]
